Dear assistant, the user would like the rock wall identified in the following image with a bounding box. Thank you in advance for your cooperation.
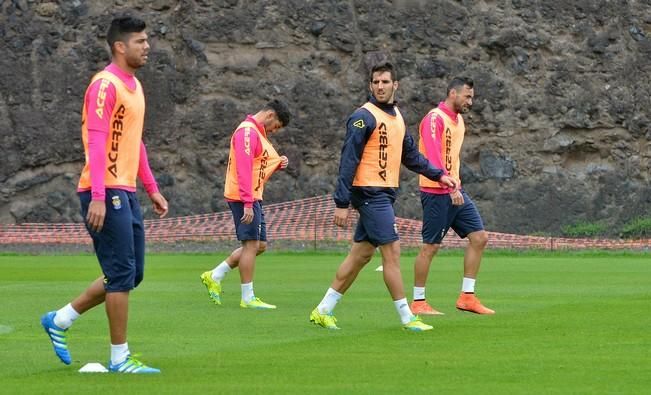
[1,0,650,235]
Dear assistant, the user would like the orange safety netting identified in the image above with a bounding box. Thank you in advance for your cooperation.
[1,195,649,250]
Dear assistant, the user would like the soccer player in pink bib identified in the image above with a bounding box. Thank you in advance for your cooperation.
[200,100,291,310]
[41,16,168,374]
[411,77,494,316]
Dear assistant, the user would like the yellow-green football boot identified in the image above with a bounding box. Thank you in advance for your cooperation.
[240,297,276,310]
[309,308,340,330]
[403,315,433,332]
[200,271,222,305]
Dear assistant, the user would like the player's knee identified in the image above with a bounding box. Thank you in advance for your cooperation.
[421,243,440,258]
[257,242,267,255]
[470,231,488,249]
[354,250,374,265]
[242,240,259,252]
[351,243,376,265]
[361,252,373,264]
[350,253,372,267]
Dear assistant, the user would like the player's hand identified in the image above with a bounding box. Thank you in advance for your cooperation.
[450,190,464,206]
[279,155,289,169]
[438,175,457,189]
[86,200,106,232]
[334,207,349,228]
[150,192,169,218]
[241,206,254,224]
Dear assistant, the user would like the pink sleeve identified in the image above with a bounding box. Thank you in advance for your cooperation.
[138,142,159,196]
[232,127,261,208]
[420,113,446,174]
[86,79,116,201]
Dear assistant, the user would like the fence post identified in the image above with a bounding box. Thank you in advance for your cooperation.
[313,201,317,251]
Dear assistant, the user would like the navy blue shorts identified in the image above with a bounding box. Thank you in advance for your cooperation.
[228,201,267,242]
[352,197,399,246]
[421,190,484,244]
[79,189,145,292]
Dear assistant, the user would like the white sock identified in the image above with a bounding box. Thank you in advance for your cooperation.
[394,298,413,325]
[110,343,130,366]
[413,286,426,301]
[211,261,231,282]
[241,282,254,302]
[462,277,476,293]
[53,303,80,329]
[317,288,342,314]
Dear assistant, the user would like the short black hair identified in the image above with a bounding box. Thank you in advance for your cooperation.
[263,99,291,127]
[106,16,146,53]
[447,77,474,96]
[370,62,398,82]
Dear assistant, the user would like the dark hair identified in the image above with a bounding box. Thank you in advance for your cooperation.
[447,77,474,96]
[370,62,398,82]
[263,99,291,127]
[106,16,147,53]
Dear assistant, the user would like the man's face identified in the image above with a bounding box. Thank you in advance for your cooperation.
[263,111,284,134]
[452,85,474,113]
[120,31,150,69]
[369,71,398,104]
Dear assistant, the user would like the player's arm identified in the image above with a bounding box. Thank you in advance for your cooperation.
[233,127,260,224]
[138,142,168,217]
[84,79,116,232]
[401,132,456,189]
[333,109,374,226]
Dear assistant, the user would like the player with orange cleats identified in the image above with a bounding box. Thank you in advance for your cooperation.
[410,77,494,316]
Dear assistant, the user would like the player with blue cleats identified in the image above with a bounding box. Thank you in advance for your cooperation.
[40,311,71,365]
[40,16,167,373]
[108,355,160,374]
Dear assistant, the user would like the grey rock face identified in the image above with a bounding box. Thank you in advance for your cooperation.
[1,0,649,235]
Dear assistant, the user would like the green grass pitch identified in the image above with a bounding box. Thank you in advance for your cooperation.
[0,251,649,394]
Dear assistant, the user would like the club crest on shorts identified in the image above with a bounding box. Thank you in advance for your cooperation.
[111,195,122,210]
[393,223,398,235]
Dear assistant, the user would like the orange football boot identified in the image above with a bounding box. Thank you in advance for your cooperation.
[455,293,495,315]
[410,300,445,316]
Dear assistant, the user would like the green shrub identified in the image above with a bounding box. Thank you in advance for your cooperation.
[620,216,651,239]
[561,221,608,238]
